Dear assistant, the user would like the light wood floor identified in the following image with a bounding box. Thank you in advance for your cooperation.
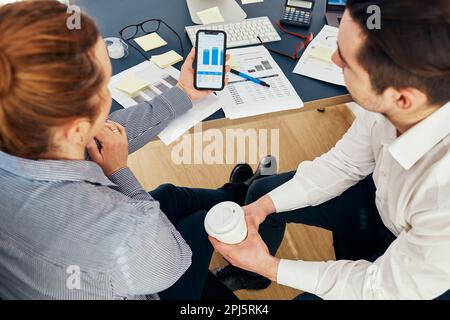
[127,105,355,300]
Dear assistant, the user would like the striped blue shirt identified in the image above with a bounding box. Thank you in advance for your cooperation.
[0,87,193,300]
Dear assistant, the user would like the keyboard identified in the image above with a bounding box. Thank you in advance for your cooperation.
[185,16,281,48]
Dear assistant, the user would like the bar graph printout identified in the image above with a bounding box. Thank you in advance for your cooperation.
[219,45,304,119]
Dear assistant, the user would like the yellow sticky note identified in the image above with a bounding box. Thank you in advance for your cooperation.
[151,50,184,68]
[197,6,225,25]
[134,33,167,52]
[115,74,150,96]
[310,46,334,63]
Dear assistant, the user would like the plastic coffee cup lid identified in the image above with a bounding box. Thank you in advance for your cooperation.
[104,37,128,59]
[205,202,244,236]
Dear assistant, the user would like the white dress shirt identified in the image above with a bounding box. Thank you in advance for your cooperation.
[268,102,450,299]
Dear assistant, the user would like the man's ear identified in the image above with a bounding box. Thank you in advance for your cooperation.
[386,87,428,111]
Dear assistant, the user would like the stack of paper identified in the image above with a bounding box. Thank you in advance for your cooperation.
[151,50,184,68]
[197,6,224,25]
[134,33,167,51]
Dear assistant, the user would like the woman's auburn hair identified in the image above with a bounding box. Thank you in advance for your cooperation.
[0,0,105,159]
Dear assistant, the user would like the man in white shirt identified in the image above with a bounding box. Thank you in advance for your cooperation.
[210,0,450,300]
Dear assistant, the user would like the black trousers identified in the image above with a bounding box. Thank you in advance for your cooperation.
[149,183,235,300]
[243,172,450,300]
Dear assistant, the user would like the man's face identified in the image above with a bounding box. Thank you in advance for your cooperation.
[331,10,387,114]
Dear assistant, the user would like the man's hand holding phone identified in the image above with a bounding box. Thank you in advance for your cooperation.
[177,48,230,101]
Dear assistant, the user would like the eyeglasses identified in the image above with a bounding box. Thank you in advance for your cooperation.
[258,21,314,60]
[119,19,184,61]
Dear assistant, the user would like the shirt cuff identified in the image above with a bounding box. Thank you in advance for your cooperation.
[158,86,192,118]
[277,259,323,294]
[108,167,152,200]
[267,177,310,212]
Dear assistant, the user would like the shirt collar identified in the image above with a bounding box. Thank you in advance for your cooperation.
[0,151,115,186]
[389,101,450,170]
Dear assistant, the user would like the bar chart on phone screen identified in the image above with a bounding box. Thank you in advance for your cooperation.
[220,45,304,119]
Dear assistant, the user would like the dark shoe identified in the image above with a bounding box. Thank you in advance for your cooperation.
[222,157,278,206]
[201,271,239,300]
[220,182,248,206]
[229,163,254,183]
[211,265,271,292]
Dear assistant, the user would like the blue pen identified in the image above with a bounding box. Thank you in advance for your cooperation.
[230,69,271,88]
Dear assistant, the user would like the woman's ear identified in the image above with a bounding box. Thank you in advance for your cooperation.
[62,117,93,147]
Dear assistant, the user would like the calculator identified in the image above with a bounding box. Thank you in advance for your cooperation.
[280,0,315,27]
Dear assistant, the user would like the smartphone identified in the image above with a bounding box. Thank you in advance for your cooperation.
[194,30,227,91]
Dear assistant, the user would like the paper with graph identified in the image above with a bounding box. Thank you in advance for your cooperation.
[219,45,304,119]
[293,25,345,86]
[109,61,223,145]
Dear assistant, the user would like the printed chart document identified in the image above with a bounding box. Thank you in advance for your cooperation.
[293,25,345,86]
[219,45,303,119]
[109,61,223,145]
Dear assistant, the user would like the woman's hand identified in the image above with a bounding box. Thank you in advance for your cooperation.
[177,48,231,101]
[86,120,129,177]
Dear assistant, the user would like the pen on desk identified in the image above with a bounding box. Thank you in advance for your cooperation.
[230,69,271,88]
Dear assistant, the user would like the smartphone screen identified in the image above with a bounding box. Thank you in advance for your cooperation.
[195,30,227,91]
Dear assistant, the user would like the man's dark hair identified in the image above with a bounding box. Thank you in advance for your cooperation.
[346,0,450,105]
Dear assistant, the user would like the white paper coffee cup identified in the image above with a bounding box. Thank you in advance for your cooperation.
[204,201,248,244]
